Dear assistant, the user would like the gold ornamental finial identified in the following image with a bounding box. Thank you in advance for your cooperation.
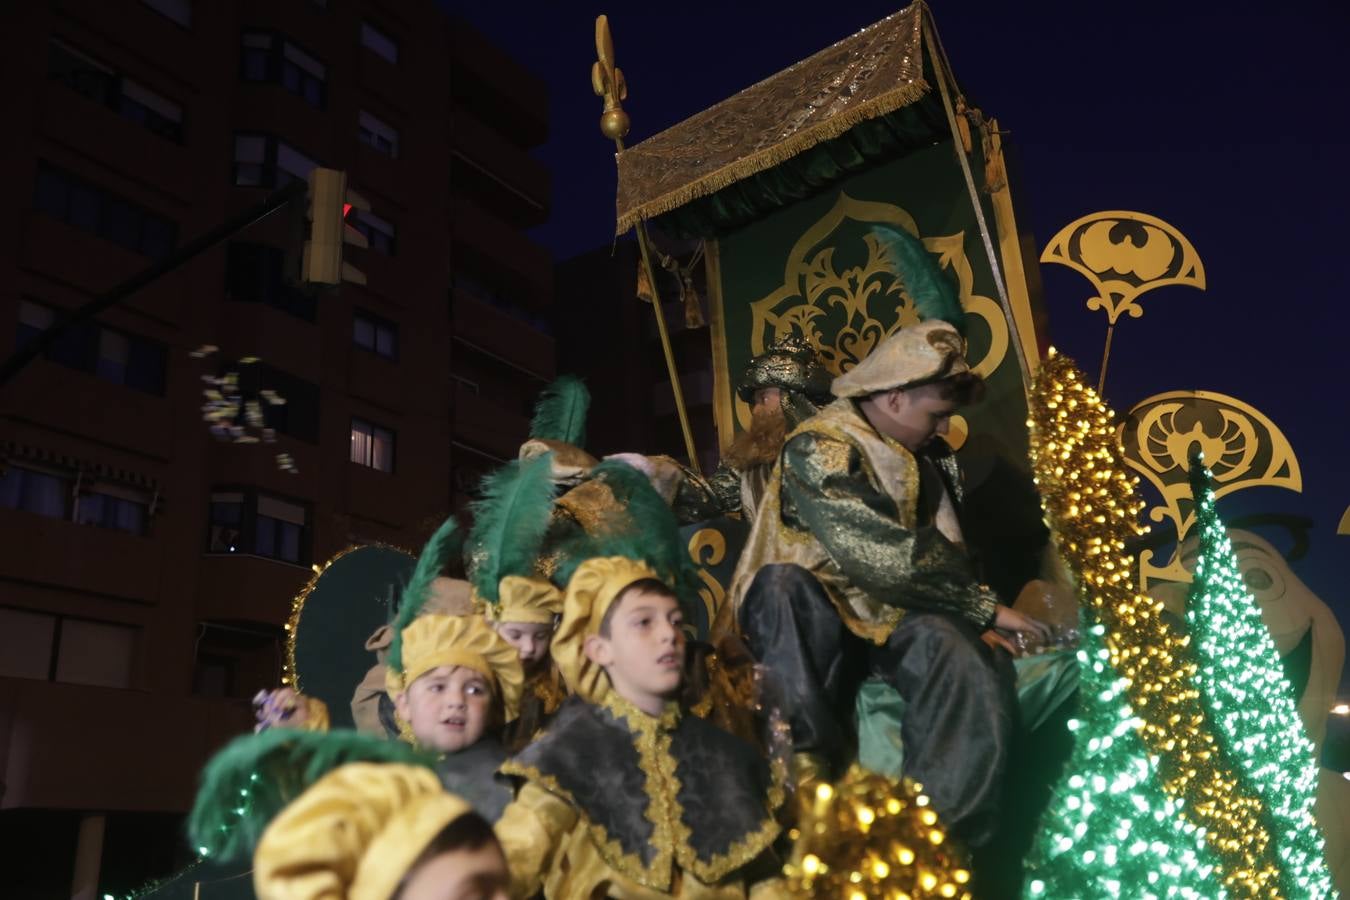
[592,15,629,141]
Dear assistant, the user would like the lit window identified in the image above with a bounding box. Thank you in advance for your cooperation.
[360,22,399,64]
[358,110,399,158]
[351,418,395,472]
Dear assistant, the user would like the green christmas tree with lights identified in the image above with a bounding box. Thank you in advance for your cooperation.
[1022,611,1225,899]
[1185,454,1335,897]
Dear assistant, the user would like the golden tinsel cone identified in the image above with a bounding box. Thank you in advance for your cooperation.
[783,764,973,899]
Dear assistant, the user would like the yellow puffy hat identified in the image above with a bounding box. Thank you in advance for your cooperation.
[480,574,564,625]
[830,320,971,398]
[387,614,525,722]
[550,556,661,703]
[253,762,473,900]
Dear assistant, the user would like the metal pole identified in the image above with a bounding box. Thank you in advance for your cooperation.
[593,15,702,474]
[0,179,307,387]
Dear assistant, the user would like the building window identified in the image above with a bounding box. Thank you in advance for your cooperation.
[224,242,317,321]
[351,209,395,255]
[141,0,191,27]
[357,110,399,158]
[15,300,167,394]
[360,22,399,64]
[33,163,177,259]
[0,465,69,520]
[0,608,136,688]
[350,418,395,472]
[75,486,149,536]
[232,362,320,443]
[207,489,311,565]
[241,31,326,109]
[233,133,319,188]
[48,39,185,143]
[353,310,397,359]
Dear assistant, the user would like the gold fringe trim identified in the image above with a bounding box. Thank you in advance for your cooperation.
[616,78,932,234]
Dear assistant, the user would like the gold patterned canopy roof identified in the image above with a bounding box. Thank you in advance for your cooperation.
[615,2,930,233]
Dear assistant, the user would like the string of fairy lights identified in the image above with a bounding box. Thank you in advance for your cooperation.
[1026,352,1284,897]
[1024,617,1224,898]
[1185,457,1334,897]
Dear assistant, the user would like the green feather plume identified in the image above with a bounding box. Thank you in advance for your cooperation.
[388,515,461,675]
[467,452,558,606]
[555,459,701,609]
[870,225,966,334]
[529,376,590,446]
[187,728,434,862]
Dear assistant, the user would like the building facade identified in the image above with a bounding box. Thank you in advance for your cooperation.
[0,1,552,895]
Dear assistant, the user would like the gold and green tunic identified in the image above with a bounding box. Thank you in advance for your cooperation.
[723,399,998,645]
[496,693,787,899]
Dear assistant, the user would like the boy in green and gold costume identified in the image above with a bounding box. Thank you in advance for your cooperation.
[721,227,1049,850]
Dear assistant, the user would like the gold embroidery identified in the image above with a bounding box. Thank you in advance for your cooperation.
[506,696,783,890]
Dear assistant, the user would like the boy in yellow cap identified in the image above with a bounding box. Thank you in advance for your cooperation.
[253,762,509,900]
[492,478,788,899]
[465,452,569,743]
[387,516,525,822]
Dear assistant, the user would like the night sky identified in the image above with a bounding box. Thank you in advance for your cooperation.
[442,1,1350,693]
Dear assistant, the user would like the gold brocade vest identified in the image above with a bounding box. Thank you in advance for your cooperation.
[724,400,964,645]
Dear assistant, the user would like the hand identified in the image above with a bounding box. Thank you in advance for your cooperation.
[981,629,1018,656]
[252,687,309,732]
[993,604,1053,642]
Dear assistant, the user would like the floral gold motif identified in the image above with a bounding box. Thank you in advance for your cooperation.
[1119,390,1301,589]
[738,193,1009,432]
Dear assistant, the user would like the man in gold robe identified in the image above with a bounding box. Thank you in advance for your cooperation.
[723,320,1049,849]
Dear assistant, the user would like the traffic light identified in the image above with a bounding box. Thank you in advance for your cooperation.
[303,168,369,286]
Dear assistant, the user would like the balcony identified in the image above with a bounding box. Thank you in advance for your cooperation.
[450,381,529,460]
[0,678,251,811]
[196,552,310,626]
[7,361,170,461]
[40,85,192,203]
[450,198,552,306]
[450,290,555,379]
[450,109,550,228]
[0,508,161,605]
[448,19,547,148]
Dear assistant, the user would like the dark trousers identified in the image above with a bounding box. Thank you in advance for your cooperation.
[739,563,1016,847]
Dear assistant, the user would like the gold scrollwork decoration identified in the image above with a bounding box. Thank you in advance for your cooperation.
[1338,506,1350,536]
[1041,210,1205,393]
[738,193,1010,432]
[687,527,728,627]
[1118,390,1301,590]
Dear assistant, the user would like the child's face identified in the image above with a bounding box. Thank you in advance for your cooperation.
[494,621,553,670]
[399,840,509,900]
[585,588,686,713]
[395,665,493,753]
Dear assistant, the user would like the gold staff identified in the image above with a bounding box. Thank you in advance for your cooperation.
[592,14,701,474]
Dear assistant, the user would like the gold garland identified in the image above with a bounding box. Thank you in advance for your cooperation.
[783,764,972,899]
[1028,352,1282,896]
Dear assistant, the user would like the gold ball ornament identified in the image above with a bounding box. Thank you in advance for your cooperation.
[783,766,972,899]
[600,108,630,140]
